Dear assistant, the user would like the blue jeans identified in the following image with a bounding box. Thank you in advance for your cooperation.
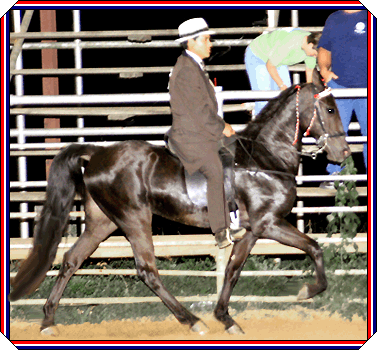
[326,80,367,174]
[245,46,292,115]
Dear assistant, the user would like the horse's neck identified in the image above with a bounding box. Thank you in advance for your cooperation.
[240,103,302,174]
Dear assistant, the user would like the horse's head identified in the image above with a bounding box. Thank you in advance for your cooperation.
[297,69,351,164]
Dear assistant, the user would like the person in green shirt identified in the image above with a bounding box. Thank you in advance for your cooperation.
[245,28,321,116]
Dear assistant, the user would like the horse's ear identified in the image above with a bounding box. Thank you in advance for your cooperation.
[312,68,326,88]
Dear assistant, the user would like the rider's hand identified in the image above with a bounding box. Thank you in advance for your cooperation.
[222,123,235,137]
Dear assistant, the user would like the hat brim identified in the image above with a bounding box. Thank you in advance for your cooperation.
[175,30,215,43]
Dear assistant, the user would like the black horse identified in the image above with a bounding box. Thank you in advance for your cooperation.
[10,69,350,335]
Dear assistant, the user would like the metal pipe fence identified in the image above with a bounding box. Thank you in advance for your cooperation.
[9,89,368,238]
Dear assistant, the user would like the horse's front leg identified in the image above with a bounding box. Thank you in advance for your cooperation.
[214,231,258,334]
[261,218,328,300]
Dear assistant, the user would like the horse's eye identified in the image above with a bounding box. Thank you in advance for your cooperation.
[328,108,335,114]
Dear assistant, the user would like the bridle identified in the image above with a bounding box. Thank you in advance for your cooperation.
[292,84,346,159]
[235,82,347,174]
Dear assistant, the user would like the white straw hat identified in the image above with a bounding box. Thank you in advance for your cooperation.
[176,18,215,43]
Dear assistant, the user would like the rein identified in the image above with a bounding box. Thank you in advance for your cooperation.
[235,135,295,178]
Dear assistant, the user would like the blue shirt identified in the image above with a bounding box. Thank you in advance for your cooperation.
[318,10,368,88]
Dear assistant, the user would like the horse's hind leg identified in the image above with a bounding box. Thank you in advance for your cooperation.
[214,232,258,334]
[261,218,327,300]
[41,200,116,334]
[115,207,208,334]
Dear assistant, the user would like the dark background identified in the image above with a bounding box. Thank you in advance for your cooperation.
[12,9,337,95]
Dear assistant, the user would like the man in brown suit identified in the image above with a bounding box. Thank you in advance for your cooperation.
[167,18,246,248]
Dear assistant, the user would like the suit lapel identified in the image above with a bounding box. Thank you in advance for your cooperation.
[183,52,217,105]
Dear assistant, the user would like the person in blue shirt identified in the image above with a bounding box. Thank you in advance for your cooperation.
[317,10,368,188]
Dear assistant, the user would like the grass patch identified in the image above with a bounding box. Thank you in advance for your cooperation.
[10,252,367,325]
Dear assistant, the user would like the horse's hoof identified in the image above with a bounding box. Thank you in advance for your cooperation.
[226,323,245,335]
[191,320,209,335]
[297,284,310,300]
[40,327,57,336]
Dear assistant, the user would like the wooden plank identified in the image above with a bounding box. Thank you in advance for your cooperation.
[9,143,365,157]
[9,294,315,306]
[10,268,366,278]
[9,63,309,76]
[10,106,172,116]
[9,187,368,202]
[10,27,324,40]
[9,233,367,263]
[296,186,367,197]
[10,104,247,117]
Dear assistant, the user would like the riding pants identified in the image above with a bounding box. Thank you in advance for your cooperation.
[199,149,230,234]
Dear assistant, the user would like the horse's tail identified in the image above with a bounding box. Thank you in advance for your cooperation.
[9,143,101,301]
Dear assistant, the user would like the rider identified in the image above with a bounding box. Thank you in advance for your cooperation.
[166,18,246,248]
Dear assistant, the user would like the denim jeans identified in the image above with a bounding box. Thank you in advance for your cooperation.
[326,79,367,174]
[244,46,292,116]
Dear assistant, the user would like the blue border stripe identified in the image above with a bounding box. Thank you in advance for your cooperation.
[11,345,366,350]
[373,12,377,338]
[11,5,366,10]
[5,11,10,339]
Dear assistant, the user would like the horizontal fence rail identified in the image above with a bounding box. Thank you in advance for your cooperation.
[10,26,324,40]
[9,234,368,259]
[10,234,367,306]
[9,295,367,307]
[11,64,307,76]
[9,268,367,279]
[9,88,368,106]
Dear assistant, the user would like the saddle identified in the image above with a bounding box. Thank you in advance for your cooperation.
[164,135,238,213]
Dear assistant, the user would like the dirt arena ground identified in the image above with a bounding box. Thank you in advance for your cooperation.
[10,309,367,341]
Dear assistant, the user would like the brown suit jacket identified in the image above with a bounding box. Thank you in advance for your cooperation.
[167,51,226,174]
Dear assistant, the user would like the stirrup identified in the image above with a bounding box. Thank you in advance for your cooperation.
[226,228,234,246]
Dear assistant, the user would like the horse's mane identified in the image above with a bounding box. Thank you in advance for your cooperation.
[239,84,301,140]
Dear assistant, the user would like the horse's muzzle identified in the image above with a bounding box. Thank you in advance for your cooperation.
[324,134,351,164]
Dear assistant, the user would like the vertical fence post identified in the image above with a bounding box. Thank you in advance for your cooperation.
[267,10,280,28]
[9,10,34,82]
[215,84,229,296]
[73,9,84,143]
[73,9,85,236]
[13,10,29,239]
[215,86,224,118]
[216,245,232,297]
[291,10,299,27]
[40,10,60,179]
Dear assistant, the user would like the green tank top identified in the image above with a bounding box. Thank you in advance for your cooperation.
[249,28,316,69]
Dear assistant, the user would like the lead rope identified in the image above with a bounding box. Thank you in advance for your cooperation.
[292,85,332,146]
[303,106,317,137]
[292,85,301,145]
